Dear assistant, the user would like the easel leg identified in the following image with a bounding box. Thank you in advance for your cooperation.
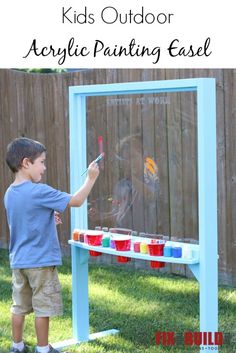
[72,246,89,342]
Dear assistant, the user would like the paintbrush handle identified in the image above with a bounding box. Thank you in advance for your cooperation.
[81,153,104,176]
[81,168,88,176]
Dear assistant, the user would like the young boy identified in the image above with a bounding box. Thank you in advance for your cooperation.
[4,137,100,353]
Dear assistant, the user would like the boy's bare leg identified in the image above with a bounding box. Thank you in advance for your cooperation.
[35,317,49,346]
[12,314,25,342]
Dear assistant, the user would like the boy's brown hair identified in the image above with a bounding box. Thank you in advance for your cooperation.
[6,137,46,173]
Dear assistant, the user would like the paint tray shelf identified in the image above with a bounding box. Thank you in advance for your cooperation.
[68,238,199,265]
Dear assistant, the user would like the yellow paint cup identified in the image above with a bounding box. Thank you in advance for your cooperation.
[140,242,148,254]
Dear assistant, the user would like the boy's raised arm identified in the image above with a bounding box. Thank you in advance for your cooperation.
[68,161,99,207]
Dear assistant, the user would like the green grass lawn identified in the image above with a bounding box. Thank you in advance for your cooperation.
[0,248,235,353]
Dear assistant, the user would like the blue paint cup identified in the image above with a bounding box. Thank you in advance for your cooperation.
[172,247,182,258]
[164,246,172,257]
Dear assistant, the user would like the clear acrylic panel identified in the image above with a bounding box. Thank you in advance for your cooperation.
[86,91,198,241]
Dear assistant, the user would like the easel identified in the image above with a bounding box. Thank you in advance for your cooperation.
[54,78,218,352]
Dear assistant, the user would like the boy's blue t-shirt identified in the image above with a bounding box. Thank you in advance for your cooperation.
[4,180,72,269]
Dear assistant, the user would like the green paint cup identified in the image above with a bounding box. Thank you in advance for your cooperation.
[102,237,110,247]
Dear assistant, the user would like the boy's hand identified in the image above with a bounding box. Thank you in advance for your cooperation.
[54,211,63,226]
[87,160,100,181]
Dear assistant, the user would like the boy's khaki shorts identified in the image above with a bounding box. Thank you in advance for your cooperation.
[11,267,63,317]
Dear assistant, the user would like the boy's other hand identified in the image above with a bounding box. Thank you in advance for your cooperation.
[87,160,100,181]
[54,211,63,225]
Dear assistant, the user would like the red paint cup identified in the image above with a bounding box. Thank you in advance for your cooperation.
[148,243,165,256]
[148,243,165,269]
[86,231,103,257]
[114,236,131,263]
[114,237,131,251]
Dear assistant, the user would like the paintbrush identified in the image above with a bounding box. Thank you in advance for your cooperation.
[81,152,105,176]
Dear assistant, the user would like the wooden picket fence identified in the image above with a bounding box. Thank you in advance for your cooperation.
[0,68,235,285]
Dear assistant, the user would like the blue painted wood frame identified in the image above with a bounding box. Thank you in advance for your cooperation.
[65,78,218,352]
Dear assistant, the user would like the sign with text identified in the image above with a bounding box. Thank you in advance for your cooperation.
[0,0,233,68]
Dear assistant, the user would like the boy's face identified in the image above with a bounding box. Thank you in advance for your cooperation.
[27,152,46,182]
